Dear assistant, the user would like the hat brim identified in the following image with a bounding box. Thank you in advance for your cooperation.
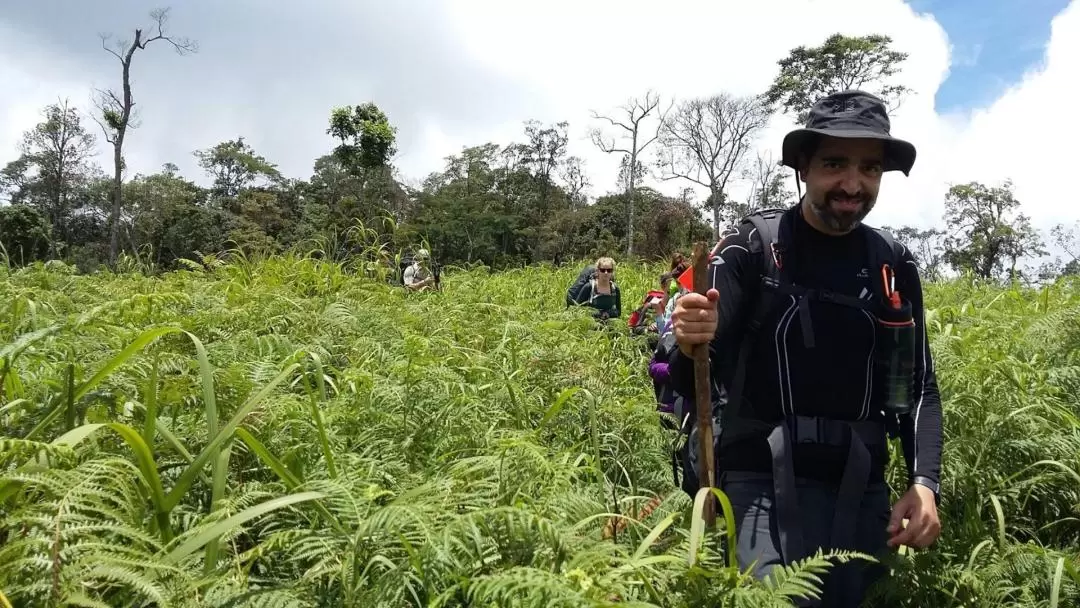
[781,128,916,176]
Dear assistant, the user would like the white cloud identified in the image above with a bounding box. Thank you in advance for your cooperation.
[943,0,1080,230]
[0,25,94,162]
[1,0,1078,252]
[440,0,951,226]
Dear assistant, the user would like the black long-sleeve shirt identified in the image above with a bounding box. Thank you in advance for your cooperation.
[668,204,943,487]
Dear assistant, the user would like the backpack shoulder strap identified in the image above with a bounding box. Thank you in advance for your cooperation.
[722,207,788,445]
[865,225,905,299]
[744,207,786,285]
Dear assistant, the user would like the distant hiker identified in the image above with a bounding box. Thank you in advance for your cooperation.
[660,271,674,295]
[628,282,666,335]
[628,292,662,331]
[568,256,621,320]
[654,270,678,329]
[670,251,688,278]
[565,264,596,307]
[403,248,437,292]
[659,270,678,310]
[649,324,677,416]
[667,90,943,606]
[660,263,690,331]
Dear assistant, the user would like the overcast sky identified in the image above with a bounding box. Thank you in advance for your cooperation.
[1,0,1078,245]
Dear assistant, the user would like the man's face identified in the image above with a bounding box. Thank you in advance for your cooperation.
[800,136,885,233]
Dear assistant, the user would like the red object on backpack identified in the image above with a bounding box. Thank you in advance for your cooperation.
[629,290,667,327]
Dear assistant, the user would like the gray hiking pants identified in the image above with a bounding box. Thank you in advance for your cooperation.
[722,470,891,607]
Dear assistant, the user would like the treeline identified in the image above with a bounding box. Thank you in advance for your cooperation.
[0,99,718,272]
[0,8,1078,282]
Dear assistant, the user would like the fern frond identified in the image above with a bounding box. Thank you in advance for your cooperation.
[760,548,874,601]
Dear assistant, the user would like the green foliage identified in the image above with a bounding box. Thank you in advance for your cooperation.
[882,225,949,281]
[328,103,399,173]
[765,33,912,123]
[0,204,52,265]
[2,255,1080,606]
[943,180,1047,281]
[194,137,282,198]
[1,100,100,256]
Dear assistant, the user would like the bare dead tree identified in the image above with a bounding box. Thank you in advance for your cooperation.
[657,93,772,235]
[744,151,776,209]
[745,150,795,210]
[93,7,197,265]
[589,90,670,255]
[558,156,591,209]
[714,150,796,227]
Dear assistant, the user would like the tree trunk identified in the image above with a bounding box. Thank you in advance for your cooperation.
[107,52,134,266]
[710,188,721,237]
[626,144,638,257]
[108,141,123,263]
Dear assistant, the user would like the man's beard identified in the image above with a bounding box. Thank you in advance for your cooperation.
[809,189,875,232]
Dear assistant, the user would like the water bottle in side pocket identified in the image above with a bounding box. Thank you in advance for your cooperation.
[875,264,916,416]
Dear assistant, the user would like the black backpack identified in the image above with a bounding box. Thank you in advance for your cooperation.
[667,206,905,497]
[565,265,597,307]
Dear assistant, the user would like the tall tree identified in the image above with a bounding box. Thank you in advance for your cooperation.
[765,33,912,123]
[716,152,795,228]
[657,93,771,234]
[942,180,1046,280]
[94,7,197,265]
[326,102,405,222]
[0,156,33,205]
[589,91,669,254]
[194,137,282,198]
[616,154,647,195]
[1,100,98,253]
[558,156,590,209]
[520,119,569,212]
[1047,221,1080,276]
[327,102,398,174]
[744,151,793,211]
[881,224,948,281]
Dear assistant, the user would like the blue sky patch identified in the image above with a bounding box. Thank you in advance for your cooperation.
[909,0,1071,113]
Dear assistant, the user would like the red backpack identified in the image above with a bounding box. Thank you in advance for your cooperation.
[628,290,666,329]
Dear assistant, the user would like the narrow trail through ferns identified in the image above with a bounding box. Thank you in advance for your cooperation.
[1,254,1079,607]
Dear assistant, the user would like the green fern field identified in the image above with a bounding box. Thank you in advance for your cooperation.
[2,252,1079,607]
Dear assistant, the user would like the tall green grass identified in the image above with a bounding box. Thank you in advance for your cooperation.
[0,252,1078,607]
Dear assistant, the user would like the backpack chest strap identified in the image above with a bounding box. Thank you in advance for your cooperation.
[762,276,876,349]
[762,276,875,311]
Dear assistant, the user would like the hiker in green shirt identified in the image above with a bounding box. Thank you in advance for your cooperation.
[580,257,621,320]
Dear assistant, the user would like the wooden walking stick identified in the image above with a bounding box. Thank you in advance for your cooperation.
[691,241,717,528]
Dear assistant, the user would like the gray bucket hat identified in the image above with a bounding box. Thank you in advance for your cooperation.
[781,90,916,176]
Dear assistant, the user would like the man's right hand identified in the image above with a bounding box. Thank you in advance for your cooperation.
[672,288,719,356]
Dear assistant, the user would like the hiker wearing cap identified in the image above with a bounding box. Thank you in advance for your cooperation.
[403,249,436,292]
[666,90,942,606]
